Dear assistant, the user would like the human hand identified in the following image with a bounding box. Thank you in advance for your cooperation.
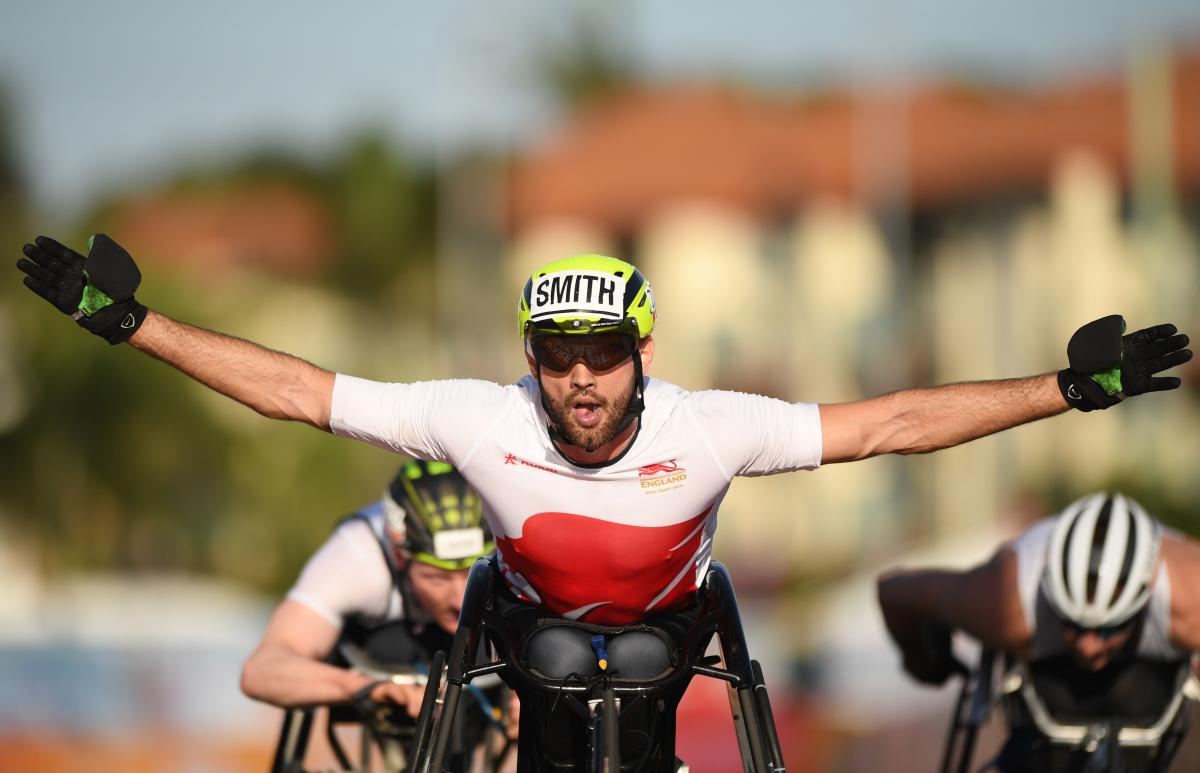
[370,681,427,719]
[1057,315,1191,411]
[505,690,520,740]
[350,678,428,736]
[901,624,968,687]
[17,234,148,344]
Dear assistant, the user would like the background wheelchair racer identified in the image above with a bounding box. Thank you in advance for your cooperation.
[878,492,1200,771]
[240,460,511,729]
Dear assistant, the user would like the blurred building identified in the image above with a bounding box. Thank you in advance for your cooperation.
[112,183,334,280]
[0,527,277,771]
[505,47,1200,582]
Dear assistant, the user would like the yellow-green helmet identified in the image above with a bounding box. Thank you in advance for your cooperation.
[384,460,494,571]
[517,255,656,341]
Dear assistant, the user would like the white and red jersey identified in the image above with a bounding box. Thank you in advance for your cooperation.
[330,375,822,625]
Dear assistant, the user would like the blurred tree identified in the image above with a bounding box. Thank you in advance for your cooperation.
[324,131,438,305]
[0,79,33,445]
[0,129,435,592]
[0,80,28,256]
[534,2,637,111]
[1040,474,1200,540]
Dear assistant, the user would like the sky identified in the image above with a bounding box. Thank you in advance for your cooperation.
[2,0,1199,218]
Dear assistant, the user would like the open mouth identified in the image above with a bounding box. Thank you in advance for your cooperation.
[572,397,603,428]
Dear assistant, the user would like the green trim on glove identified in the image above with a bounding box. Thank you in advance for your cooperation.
[1090,367,1123,396]
[77,279,115,316]
[1059,315,1192,411]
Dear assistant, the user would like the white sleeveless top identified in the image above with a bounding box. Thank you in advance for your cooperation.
[1008,518,1184,661]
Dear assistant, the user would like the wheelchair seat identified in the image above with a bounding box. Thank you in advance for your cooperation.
[409,557,787,773]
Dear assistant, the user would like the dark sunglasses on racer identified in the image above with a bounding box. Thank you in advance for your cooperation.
[1056,610,1143,641]
[531,334,635,373]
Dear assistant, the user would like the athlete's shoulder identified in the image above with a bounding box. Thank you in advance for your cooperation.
[633,378,690,433]
[644,377,689,404]
[328,504,393,559]
[511,374,540,400]
[1008,517,1056,549]
[510,375,550,417]
[429,377,511,397]
[676,386,815,421]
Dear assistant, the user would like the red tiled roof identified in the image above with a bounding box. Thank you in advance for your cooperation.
[113,184,333,277]
[510,51,1200,231]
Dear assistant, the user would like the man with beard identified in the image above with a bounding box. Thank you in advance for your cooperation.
[15,238,1194,770]
[877,492,1200,771]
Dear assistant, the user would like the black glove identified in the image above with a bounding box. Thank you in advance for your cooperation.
[17,234,148,344]
[902,623,967,687]
[1057,314,1192,411]
[349,681,407,736]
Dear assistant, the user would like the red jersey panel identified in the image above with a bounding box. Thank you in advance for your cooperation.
[495,506,711,624]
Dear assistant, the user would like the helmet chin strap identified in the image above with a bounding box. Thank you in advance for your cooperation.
[536,337,646,461]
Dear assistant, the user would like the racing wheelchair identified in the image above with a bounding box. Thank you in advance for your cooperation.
[941,647,1200,773]
[270,619,513,773]
[408,557,787,773]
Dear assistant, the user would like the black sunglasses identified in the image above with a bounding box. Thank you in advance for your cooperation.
[1056,610,1142,640]
[531,334,635,373]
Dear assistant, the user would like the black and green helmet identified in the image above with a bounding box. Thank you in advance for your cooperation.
[383,460,493,570]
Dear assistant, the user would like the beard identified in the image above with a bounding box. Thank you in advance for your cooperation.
[545,385,634,452]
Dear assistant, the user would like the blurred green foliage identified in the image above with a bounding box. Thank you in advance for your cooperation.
[534,4,637,111]
[0,15,645,596]
[326,133,437,302]
[0,121,442,593]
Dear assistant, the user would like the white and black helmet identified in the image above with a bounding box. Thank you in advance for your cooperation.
[1041,492,1162,629]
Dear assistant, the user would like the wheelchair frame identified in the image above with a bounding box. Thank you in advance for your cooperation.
[408,557,787,773]
[270,652,511,773]
[940,647,1200,773]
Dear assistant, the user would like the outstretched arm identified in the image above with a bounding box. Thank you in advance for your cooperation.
[130,311,335,429]
[821,315,1191,464]
[17,235,335,429]
[877,549,1031,683]
[241,600,424,712]
[821,373,1065,463]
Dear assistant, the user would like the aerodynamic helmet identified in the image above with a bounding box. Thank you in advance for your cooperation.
[1041,492,1161,629]
[382,460,493,571]
[517,254,656,341]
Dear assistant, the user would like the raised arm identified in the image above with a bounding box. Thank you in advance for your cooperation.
[130,311,334,428]
[821,315,1191,464]
[17,234,334,429]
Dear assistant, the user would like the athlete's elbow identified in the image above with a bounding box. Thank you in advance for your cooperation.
[878,418,951,455]
[254,398,327,428]
[258,381,333,429]
[862,423,936,457]
[891,440,942,456]
[239,659,264,702]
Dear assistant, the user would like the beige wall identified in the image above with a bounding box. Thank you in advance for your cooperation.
[508,150,1199,567]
